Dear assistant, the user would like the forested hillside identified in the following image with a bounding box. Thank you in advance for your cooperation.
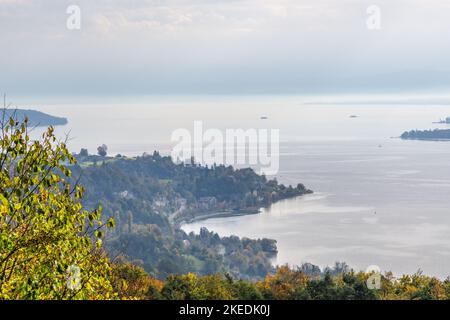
[113,263,450,300]
[69,152,311,279]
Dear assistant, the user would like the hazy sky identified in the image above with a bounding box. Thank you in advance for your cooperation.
[1,0,450,96]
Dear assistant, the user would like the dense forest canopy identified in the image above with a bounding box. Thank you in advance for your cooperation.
[70,151,311,279]
[401,129,450,140]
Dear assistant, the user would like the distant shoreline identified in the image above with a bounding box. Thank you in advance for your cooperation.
[401,129,450,141]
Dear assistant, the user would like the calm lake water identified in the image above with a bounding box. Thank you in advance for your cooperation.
[23,96,450,278]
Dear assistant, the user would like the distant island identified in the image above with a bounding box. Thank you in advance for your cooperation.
[73,151,313,225]
[2,109,68,126]
[401,129,450,141]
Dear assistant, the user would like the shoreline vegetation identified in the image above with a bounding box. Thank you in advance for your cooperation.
[73,152,313,224]
[177,208,261,227]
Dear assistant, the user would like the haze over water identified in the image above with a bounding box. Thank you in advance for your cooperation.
[26,96,450,278]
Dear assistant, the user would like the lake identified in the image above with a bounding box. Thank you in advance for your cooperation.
[23,95,450,278]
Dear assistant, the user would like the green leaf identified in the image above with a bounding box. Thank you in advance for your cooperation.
[95,230,104,238]
[107,217,115,229]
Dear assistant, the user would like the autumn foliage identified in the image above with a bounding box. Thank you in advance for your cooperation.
[0,114,115,299]
[1,114,449,300]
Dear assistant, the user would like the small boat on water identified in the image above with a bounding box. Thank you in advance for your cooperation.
[260,116,268,120]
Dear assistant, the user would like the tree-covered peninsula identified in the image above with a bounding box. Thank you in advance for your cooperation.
[70,152,312,279]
